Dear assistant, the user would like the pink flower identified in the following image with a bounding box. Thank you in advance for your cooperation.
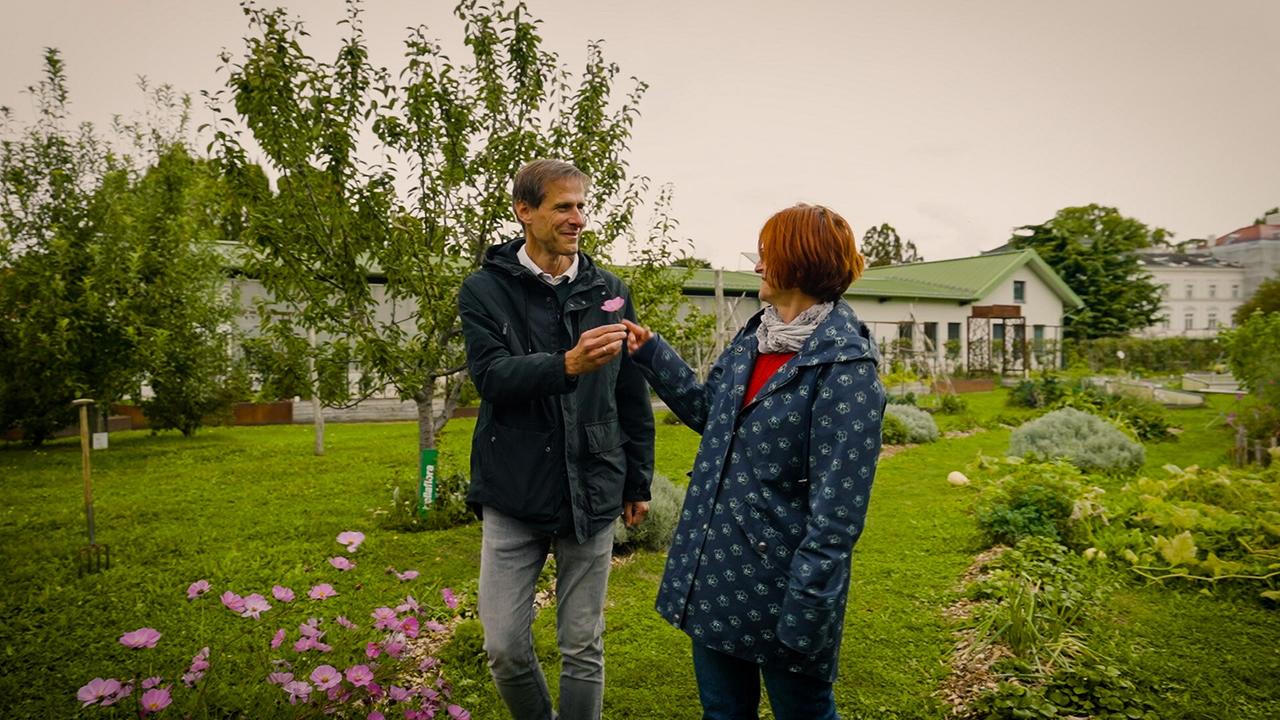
[383,639,406,658]
[396,595,420,614]
[299,619,323,638]
[345,664,374,687]
[310,664,341,690]
[369,712,386,720]
[142,676,162,690]
[399,616,420,638]
[371,607,398,630]
[365,642,382,659]
[329,556,355,571]
[336,530,365,552]
[268,672,294,685]
[140,687,172,715]
[389,685,413,702]
[272,585,295,602]
[240,593,272,619]
[186,580,210,599]
[187,647,209,680]
[424,619,447,633]
[271,628,286,649]
[220,590,245,613]
[294,636,317,653]
[77,678,122,707]
[448,705,471,720]
[119,627,161,649]
[102,683,132,706]
[419,657,440,672]
[366,682,383,698]
[308,584,337,600]
[601,296,625,312]
[441,588,459,610]
[396,569,419,582]
[283,680,312,705]
[181,672,201,688]
[336,615,357,629]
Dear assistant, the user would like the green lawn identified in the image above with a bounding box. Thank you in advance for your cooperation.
[1,389,1274,718]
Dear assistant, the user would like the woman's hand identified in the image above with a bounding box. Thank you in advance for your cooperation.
[621,318,654,354]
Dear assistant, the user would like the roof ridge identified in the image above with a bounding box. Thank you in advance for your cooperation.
[859,273,976,295]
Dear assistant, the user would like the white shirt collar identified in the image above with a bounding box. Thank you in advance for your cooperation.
[517,242,579,286]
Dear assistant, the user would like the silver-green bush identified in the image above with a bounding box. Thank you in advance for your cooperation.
[1009,407,1144,473]
[885,403,940,443]
[613,473,682,551]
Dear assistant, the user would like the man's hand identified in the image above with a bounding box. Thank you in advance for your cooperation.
[565,323,627,376]
[623,500,649,528]
[620,319,653,354]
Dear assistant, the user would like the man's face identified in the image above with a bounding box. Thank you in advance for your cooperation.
[517,178,587,259]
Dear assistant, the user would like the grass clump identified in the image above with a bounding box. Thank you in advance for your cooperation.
[1009,408,1144,474]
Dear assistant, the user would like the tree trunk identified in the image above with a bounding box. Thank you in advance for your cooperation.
[415,383,435,452]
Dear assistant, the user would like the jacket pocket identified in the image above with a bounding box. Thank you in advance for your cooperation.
[581,419,626,515]
[478,421,560,523]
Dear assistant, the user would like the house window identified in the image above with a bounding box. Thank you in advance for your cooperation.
[1184,312,1194,330]
[1209,284,1216,299]
[1162,317,1170,330]
[947,322,961,341]
[1207,311,1218,329]
[1032,324,1045,352]
[1013,280,1026,304]
[1185,284,1193,299]
[1231,284,1240,298]
[897,322,913,340]
[923,322,938,348]
[1159,284,1169,298]
[993,324,1005,342]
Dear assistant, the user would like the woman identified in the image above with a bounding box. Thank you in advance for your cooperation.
[623,204,885,720]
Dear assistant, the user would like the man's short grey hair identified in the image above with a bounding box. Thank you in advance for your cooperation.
[512,159,590,213]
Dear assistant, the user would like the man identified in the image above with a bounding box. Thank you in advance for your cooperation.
[457,159,655,720]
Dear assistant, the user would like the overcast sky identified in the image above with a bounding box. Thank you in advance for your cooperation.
[3,0,1277,269]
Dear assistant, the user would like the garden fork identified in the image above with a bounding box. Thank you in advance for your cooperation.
[73,399,109,575]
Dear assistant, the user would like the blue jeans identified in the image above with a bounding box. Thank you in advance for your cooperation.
[691,643,839,720]
[478,506,615,720]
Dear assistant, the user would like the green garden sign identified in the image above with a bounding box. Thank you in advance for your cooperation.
[417,448,438,517]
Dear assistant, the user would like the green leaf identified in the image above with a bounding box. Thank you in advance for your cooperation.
[1155,531,1198,566]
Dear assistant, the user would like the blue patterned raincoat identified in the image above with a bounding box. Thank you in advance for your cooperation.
[632,301,885,681]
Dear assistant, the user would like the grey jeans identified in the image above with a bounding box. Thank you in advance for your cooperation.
[479,506,614,720]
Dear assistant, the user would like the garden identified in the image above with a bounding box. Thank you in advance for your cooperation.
[3,383,1277,719]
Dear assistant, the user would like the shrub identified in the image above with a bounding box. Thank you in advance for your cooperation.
[937,393,968,415]
[885,403,939,443]
[380,471,475,532]
[1064,335,1221,374]
[882,413,911,445]
[1008,374,1069,409]
[887,391,917,406]
[613,473,682,551]
[1009,408,1144,474]
[1054,385,1173,442]
[975,462,1104,549]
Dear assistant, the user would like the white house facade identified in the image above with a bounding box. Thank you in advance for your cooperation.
[1134,252,1246,338]
[1208,215,1280,299]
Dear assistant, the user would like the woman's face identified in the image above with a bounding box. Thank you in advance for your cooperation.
[754,245,775,304]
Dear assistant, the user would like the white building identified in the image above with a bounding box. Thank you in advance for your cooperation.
[1208,214,1280,299]
[1135,252,1246,338]
[681,249,1083,375]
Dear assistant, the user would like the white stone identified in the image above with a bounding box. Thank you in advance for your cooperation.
[946,471,970,486]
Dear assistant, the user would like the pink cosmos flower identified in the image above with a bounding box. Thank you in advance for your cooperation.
[441,588,459,610]
[345,664,374,687]
[399,616,420,638]
[103,683,133,706]
[389,686,412,702]
[421,687,440,702]
[77,678,122,707]
[424,619,447,633]
[272,585,295,602]
[336,615,357,629]
[271,628,286,649]
[601,296,625,312]
[310,664,341,690]
[189,647,210,673]
[396,569,419,582]
[396,595,420,614]
[448,705,471,720]
[299,619,323,638]
[366,682,383,698]
[139,687,172,715]
[181,672,201,688]
[308,583,337,600]
[268,672,294,685]
[119,627,162,649]
[419,657,440,672]
[220,590,246,613]
[383,639,406,658]
[142,676,162,690]
[336,530,365,552]
[329,556,355,571]
[240,593,272,619]
[186,580,210,599]
[369,712,386,720]
[371,607,398,630]
[283,680,312,705]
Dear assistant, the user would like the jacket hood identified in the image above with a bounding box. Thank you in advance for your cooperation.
[482,236,599,281]
[740,301,880,368]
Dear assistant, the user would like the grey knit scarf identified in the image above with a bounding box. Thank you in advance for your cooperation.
[755,302,834,353]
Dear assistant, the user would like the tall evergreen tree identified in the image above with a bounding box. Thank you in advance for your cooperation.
[861,223,921,267]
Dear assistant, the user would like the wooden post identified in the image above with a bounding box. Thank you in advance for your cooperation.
[309,327,325,456]
[713,269,726,358]
[72,399,95,545]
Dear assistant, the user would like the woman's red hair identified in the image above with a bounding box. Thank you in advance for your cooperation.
[758,204,865,301]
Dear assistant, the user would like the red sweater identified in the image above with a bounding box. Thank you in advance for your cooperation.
[745,352,796,405]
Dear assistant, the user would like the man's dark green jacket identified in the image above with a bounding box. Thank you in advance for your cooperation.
[458,238,655,542]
